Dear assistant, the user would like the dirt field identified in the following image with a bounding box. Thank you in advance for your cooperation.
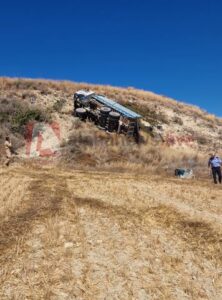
[0,164,222,299]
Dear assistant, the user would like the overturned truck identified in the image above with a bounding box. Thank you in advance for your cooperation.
[74,90,142,141]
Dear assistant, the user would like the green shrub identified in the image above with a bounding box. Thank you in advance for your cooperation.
[0,98,50,134]
[11,109,48,132]
[52,99,66,112]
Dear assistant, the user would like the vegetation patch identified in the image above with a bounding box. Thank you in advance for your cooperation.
[0,97,50,149]
[124,102,169,125]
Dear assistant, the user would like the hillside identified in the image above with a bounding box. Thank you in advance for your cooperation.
[1,77,222,173]
[1,78,222,299]
[1,77,222,150]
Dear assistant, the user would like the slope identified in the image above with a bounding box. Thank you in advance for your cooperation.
[1,77,222,154]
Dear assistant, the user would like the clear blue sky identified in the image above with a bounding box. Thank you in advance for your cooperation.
[1,0,222,115]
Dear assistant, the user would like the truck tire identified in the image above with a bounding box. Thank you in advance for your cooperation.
[100,106,111,115]
[76,108,87,121]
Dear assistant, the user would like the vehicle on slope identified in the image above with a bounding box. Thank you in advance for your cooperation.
[73,90,142,142]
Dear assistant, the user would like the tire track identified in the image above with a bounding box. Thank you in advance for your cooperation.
[0,172,62,258]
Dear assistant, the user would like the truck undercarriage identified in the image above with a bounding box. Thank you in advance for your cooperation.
[74,90,142,142]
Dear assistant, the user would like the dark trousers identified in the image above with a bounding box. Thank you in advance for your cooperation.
[212,167,222,184]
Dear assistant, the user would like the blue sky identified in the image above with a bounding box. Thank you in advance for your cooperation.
[0,0,222,115]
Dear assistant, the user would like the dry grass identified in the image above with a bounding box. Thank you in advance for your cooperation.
[1,76,222,156]
[1,75,215,174]
[0,164,222,299]
[1,77,222,298]
[61,120,206,176]
[1,77,221,125]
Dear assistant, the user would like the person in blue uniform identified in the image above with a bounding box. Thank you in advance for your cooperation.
[208,154,222,184]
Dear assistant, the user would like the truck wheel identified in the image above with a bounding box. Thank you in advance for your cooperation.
[76,108,87,121]
[109,111,121,119]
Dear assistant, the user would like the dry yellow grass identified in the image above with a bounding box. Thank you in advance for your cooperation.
[1,77,222,299]
[1,77,222,155]
[0,163,222,299]
[61,119,207,176]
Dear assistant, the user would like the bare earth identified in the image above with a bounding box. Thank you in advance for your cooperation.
[0,165,222,300]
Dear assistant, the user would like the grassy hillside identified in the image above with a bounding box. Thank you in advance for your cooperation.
[1,77,221,174]
[1,77,222,148]
[1,78,222,299]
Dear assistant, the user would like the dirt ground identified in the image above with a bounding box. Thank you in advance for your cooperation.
[0,164,222,300]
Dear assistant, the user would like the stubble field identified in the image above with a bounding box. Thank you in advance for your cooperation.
[0,164,222,300]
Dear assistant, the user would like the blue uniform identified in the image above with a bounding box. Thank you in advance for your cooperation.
[208,157,222,168]
[208,156,222,184]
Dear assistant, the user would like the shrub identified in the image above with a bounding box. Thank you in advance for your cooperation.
[0,97,50,149]
[11,108,48,133]
[124,102,169,125]
[194,134,209,145]
[52,99,66,112]
[173,116,183,125]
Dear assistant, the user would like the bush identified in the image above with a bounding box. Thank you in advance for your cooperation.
[52,99,66,112]
[0,97,50,149]
[173,116,183,125]
[11,108,48,132]
[124,102,169,125]
[194,134,209,145]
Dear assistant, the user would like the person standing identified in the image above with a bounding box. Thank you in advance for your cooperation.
[4,136,13,166]
[208,153,222,184]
